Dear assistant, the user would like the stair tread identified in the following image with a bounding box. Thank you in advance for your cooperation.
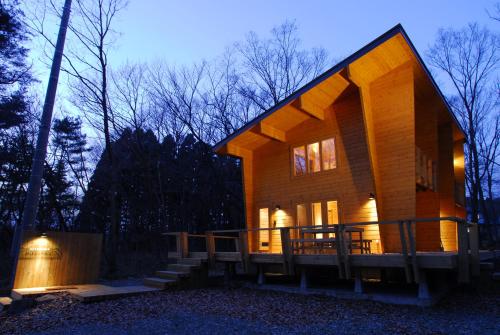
[157,270,190,277]
[144,277,177,283]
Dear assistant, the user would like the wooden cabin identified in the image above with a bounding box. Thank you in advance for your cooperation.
[160,25,484,301]
[214,24,466,255]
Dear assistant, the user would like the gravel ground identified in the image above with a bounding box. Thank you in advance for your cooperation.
[1,284,499,335]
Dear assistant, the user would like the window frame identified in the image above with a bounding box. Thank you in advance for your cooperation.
[291,136,338,177]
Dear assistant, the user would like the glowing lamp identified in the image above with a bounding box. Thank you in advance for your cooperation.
[369,193,376,200]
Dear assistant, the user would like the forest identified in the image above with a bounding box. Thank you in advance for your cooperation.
[0,0,499,281]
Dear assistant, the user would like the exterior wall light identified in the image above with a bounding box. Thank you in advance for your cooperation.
[369,193,376,200]
[275,205,281,211]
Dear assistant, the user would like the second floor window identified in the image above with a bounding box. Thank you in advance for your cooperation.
[293,137,336,176]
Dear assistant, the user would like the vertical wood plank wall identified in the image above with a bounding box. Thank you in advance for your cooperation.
[367,63,416,252]
[251,88,380,252]
[415,87,441,251]
[14,231,102,289]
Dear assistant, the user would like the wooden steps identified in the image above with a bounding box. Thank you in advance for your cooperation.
[143,277,177,289]
[142,257,207,290]
[167,263,198,273]
[155,270,190,280]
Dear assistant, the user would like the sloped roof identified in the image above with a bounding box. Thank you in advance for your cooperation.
[214,24,464,154]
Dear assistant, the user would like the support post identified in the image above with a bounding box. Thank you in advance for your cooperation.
[257,265,265,285]
[417,269,430,300]
[280,227,294,275]
[300,268,308,291]
[354,268,363,294]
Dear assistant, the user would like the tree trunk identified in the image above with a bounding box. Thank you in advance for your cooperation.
[9,0,72,288]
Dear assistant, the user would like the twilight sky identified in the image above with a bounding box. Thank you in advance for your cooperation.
[27,0,499,125]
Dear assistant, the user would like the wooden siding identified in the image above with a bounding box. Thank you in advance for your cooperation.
[415,81,441,251]
[14,231,102,289]
[251,88,380,251]
[366,63,416,252]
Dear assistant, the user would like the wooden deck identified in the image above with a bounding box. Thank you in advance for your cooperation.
[166,218,482,286]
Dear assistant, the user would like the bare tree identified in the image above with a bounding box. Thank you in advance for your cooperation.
[237,20,328,111]
[28,0,128,274]
[428,23,499,232]
[148,61,210,144]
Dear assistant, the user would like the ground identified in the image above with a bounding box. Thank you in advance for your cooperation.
[1,282,499,335]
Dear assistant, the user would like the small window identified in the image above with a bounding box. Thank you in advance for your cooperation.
[293,146,306,176]
[259,208,269,250]
[307,142,320,173]
[327,200,339,225]
[297,204,307,227]
[322,138,336,170]
[311,202,323,238]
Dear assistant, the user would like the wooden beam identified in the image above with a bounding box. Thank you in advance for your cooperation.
[292,95,325,120]
[250,122,286,142]
[217,143,253,158]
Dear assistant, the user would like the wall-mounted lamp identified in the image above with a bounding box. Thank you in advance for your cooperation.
[40,232,47,238]
[369,193,376,200]
[274,205,281,211]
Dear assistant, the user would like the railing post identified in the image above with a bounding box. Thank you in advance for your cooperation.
[239,231,250,274]
[405,220,419,283]
[340,224,351,279]
[335,225,345,279]
[206,231,215,267]
[398,221,411,283]
[280,227,294,275]
[469,222,480,277]
[179,232,189,259]
[457,220,470,283]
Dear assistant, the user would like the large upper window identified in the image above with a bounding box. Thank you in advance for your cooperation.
[293,137,336,176]
[322,138,336,170]
[293,146,306,176]
[307,142,320,173]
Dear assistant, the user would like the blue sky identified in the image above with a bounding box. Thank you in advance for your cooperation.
[110,0,498,73]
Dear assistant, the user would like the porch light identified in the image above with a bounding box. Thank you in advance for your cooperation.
[40,232,48,238]
[369,193,376,200]
[275,205,281,211]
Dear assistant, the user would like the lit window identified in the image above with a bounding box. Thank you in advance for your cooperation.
[322,138,336,170]
[293,146,306,176]
[311,202,323,238]
[259,208,269,251]
[307,142,320,173]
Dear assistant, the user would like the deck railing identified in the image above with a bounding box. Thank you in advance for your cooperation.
[165,217,479,283]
